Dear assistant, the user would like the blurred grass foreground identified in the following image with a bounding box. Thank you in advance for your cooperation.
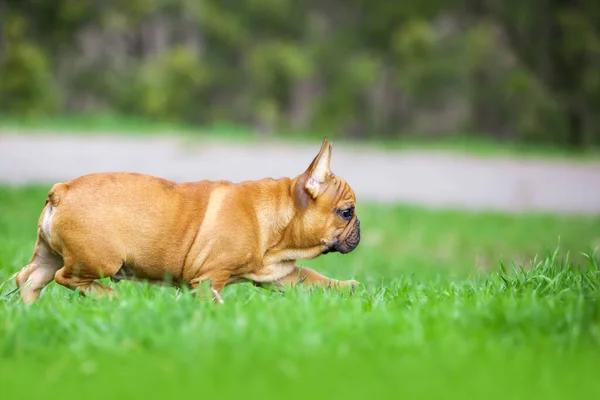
[1,1,600,148]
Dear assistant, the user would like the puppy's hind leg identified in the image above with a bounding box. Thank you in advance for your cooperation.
[16,238,63,303]
[54,262,117,300]
[53,247,125,299]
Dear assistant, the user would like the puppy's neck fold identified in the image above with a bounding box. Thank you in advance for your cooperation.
[256,176,323,264]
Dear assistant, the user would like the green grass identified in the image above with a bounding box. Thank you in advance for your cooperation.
[2,113,600,161]
[0,114,256,143]
[1,186,600,399]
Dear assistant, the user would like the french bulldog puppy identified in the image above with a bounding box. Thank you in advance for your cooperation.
[16,138,360,303]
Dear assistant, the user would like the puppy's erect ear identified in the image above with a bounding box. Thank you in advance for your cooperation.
[304,137,332,198]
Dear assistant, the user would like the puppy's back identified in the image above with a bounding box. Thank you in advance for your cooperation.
[44,172,216,275]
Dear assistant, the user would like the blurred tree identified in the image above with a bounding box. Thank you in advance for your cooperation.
[0,10,57,115]
[479,0,600,147]
[0,0,599,147]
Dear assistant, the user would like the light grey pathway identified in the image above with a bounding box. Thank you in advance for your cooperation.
[1,134,599,214]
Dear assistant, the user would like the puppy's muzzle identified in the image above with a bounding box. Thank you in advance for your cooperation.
[331,219,361,254]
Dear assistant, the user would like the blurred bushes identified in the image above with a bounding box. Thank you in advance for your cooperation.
[126,47,210,122]
[0,12,57,115]
[0,0,598,146]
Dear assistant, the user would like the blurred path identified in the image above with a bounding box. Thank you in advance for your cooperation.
[1,134,599,213]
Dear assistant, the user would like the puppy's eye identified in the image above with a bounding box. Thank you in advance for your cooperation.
[338,208,354,220]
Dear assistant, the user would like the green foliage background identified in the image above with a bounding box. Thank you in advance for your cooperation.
[1,0,599,146]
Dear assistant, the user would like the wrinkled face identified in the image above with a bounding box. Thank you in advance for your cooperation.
[314,175,361,254]
[294,138,361,255]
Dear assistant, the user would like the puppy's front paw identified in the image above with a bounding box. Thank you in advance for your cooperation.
[340,279,359,294]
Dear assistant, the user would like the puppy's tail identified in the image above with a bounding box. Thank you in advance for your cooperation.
[37,182,68,244]
[47,182,68,207]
